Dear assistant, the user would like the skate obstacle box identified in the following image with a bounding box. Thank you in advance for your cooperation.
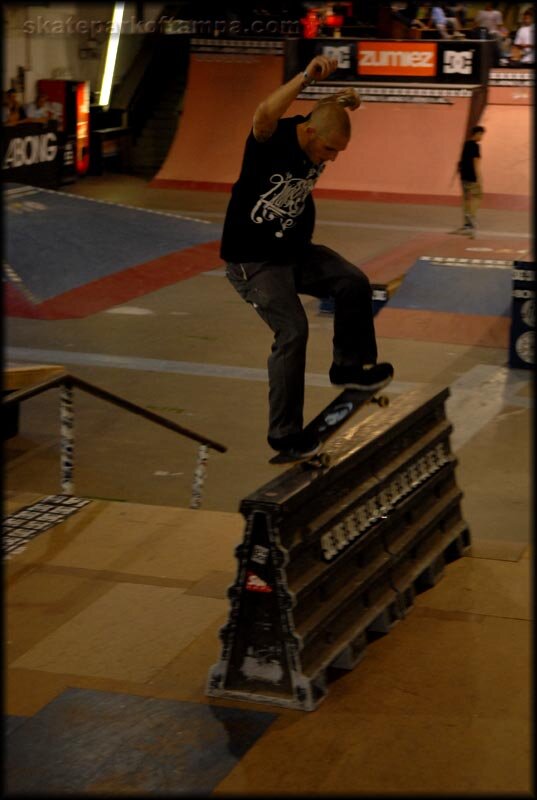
[206,386,471,711]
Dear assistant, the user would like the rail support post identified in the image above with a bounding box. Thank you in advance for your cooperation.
[60,382,75,495]
[190,444,209,509]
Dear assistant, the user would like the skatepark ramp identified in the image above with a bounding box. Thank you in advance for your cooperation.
[152,38,530,209]
[206,385,471,711]
[151,44,476,202]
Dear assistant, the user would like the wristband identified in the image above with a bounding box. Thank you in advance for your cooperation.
[302,70,314,88]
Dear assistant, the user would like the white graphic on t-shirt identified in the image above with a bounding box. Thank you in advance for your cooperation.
[251,167,324,238]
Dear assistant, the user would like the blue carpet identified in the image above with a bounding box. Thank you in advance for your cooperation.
[4,183,222,301]
[5,687,277,795]
[386,258,513,317]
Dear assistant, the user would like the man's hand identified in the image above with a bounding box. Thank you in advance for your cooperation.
[304,55,339,82]
[314,88,362,112]
[333,88,361,111]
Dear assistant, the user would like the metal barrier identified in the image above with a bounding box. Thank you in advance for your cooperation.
[2,372,227,509]
[207,385,470,710]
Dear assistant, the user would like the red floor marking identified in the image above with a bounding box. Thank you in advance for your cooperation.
[3,281,41,318]
[375,307,511,348]
[361,233,448,284]
[5,242,224,320]
[362,232,532,286]
[313,190,530,212]
[150,179,529,213]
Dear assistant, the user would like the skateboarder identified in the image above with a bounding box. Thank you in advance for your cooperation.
[450,124,486,238]
[220,54,394,461]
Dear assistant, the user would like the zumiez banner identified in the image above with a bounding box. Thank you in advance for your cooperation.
[356,41,437,77]
[285,38,494,85]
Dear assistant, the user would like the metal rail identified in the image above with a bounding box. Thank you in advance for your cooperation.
[3,371,227,508]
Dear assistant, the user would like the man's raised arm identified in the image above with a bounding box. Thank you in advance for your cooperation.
[252,55,339,142]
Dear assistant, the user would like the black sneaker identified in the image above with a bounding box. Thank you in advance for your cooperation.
[329,362,394,390]
[449,224,474,236]
[268,429,321,459]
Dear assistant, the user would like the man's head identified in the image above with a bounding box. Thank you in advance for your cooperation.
[522,9,533,24]
[297,101,350,165]
[471,124,485,141]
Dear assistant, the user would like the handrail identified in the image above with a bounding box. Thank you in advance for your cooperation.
[3,372,227,453]
[3,371,227,508]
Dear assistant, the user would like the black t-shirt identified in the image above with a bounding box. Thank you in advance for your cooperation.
[220,115,325,263]
[458,139,480,182]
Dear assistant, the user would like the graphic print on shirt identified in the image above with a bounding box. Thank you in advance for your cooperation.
[250,166,324,238]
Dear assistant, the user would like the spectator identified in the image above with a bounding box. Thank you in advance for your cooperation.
[518,5,533,24]
[450,124,486,239]
[474,1,503,35]
[3,88,27,125]
[394,1,420,25]
[474,1,509,64]
[430,2,461,38]
[25,92,51,123]
[512,8,534,65]
[445,3,466,27]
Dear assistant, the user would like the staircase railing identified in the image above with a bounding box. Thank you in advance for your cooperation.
[2,372,227,509]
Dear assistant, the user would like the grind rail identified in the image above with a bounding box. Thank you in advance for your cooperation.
[2,371,227,509]
[207,384,471,711]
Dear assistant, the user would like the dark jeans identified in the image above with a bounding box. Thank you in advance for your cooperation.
[226,243,378,440]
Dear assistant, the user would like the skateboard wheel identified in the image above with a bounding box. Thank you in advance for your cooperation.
[377,395,389,407]
[304,453,330,469]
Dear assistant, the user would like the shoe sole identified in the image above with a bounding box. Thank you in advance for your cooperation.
[270,444,321,463]
[331,375,393,392]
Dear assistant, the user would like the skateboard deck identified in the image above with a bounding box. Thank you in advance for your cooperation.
[269,382,391,466]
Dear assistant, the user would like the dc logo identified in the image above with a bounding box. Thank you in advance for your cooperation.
[322,45,351,69]
[443,50,473,74]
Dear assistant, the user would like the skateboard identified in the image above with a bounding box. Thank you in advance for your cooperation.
[269,382,391,467]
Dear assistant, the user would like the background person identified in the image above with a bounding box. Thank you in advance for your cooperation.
[430,2,461,37]
[474,2,509,65]
[25,91,51,123]
[450,124,486,239]
[512,8,534,65]
[3,88,27,125]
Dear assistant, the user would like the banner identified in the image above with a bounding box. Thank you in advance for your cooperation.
[2,121,62,188]
[357,41,437,77]
[285,38,494,85]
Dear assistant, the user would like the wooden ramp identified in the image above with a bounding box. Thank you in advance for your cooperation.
[5,362,66,391]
